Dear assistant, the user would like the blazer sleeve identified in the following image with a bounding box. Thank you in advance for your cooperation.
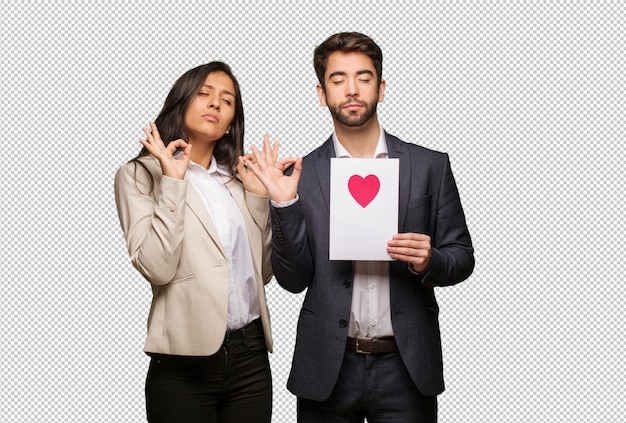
[244,190,273,284]
[114,161,187,285]
[270,200,315,293]
[419,153,474,287]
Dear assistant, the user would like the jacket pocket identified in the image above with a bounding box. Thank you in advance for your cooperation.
[168,274,195,286]
[403,194,432,234]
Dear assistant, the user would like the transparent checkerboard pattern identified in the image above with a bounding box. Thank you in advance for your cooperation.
[1,1,623,422]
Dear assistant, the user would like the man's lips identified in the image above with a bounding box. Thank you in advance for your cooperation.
[343,103,363,111]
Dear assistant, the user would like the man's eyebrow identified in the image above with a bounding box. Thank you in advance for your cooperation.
[328,71,347,79]
[328,70,374,78]
[201,84,235,97]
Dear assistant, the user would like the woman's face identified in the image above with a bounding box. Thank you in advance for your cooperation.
[184,71,236,144]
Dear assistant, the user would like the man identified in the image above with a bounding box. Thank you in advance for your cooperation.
[247,32,474,423]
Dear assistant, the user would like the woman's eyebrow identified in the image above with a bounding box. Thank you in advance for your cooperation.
[201,84,235,97]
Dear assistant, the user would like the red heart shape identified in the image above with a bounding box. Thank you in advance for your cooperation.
[348,174,380,208]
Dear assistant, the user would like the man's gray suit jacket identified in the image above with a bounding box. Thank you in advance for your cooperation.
[271,132,474,401]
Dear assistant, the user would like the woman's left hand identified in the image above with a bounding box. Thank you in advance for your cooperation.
[238,135,279,196]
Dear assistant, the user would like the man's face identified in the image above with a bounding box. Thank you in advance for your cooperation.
[317,51,385,128]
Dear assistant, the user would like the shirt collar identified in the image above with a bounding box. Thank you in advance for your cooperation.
[332,124,388,158]
[187,155,232,177]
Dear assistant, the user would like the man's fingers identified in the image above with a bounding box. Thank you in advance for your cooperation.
[392,233,431,242]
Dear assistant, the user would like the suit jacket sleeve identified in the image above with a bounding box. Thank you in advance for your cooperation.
[270,199,315,293]
[114,160,187,286]
[418,153,474,287]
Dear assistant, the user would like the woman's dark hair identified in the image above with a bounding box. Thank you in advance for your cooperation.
[313,32,383,91]
[131,62,244,189]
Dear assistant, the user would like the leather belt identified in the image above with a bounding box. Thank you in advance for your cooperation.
[346,337,398,354]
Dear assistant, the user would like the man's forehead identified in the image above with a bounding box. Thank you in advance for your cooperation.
[325,52,376,76]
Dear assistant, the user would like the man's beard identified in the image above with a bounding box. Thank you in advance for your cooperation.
[328,99,378,127]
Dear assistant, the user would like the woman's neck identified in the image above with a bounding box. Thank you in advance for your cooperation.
[189,139,216,169]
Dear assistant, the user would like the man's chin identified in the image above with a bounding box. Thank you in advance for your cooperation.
[331,105,377,128]
[336,114,368,127]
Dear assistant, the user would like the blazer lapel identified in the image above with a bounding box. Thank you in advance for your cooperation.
[224,174,266,244]
[386,133,411,231]
[222,174,262,270]
[185,179,228,259]
[223,174,244,204]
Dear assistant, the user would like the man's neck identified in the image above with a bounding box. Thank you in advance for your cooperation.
[334,116,381,158]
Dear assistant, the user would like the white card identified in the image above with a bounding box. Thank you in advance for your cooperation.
[329,158,399,260]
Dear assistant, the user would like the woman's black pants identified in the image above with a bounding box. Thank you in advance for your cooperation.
[145,319,271,423]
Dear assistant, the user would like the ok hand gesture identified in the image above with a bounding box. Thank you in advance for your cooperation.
[139,122,191,180]
[244,134,302,204]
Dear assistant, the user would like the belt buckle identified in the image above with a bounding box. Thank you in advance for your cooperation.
[355,337,374,355]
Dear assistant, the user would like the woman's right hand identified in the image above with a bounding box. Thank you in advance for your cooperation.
[139,122,191,180]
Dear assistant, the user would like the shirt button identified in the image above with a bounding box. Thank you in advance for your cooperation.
[339,319,348,328]
[369,283,375,290]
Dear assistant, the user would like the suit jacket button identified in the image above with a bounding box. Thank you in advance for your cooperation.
[339,319,347,328]
[343,279,352,288]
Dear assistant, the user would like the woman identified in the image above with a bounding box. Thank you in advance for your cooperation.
[114,62,276,422]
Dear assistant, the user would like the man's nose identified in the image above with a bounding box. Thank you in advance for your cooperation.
[346,79,358,97]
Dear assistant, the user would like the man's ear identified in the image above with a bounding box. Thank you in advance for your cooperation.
[378,78,386,102]
[316,84,328,106]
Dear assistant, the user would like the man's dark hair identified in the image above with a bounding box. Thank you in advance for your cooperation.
[313,32,383,90]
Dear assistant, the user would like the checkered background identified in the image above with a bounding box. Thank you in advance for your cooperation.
[1,1,623,421]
